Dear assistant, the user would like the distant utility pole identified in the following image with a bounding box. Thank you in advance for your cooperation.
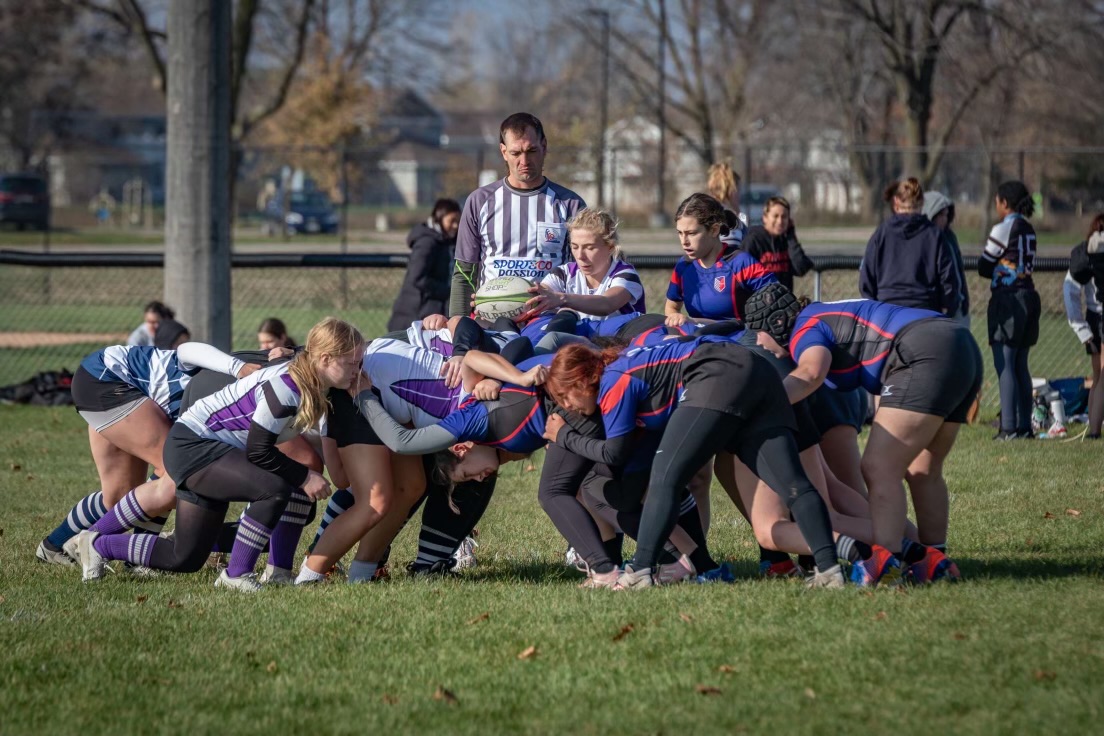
[589,9,611,208]
[164,0,232,349]
[652,0,669,227]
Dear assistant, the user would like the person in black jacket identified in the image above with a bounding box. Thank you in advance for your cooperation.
[387,198,461,332]
[742,196,813,291]
[860,178,959,316]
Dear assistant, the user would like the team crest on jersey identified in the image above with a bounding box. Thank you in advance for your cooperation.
[713,276,726,292]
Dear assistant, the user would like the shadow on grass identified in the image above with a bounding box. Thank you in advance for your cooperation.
[956,556,1104,580]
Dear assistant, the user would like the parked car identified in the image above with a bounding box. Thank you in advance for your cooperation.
[263,191,339,236]
[740,183,781,226]
[0,173,50,230]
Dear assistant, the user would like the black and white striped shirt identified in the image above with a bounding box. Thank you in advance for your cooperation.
[455,178,586,285]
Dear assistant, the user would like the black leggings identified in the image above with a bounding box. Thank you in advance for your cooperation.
[992,343,1032,433]
[537,442,615,571]
[154,449,296,572]
[633,407,838,572]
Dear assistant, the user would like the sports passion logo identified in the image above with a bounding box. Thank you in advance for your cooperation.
[491,258,556,278]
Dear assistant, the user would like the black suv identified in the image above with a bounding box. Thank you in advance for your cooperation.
[0,174,50,230]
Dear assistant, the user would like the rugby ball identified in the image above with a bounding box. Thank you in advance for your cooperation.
[474,276,533,322]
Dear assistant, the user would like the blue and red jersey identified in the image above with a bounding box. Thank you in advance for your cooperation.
[597,337,728,438]
[437,356,550,453]
[789,299,943,393]
[666,250,776,320]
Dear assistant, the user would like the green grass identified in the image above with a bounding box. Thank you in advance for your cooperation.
[1,407,1103,734]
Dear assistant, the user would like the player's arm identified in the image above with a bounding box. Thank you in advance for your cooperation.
[783,346,831,404]
[354,389,463,454]
[175,341,253,377]
[461,350,545,388]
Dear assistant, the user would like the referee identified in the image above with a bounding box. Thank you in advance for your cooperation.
[449,112,586,317]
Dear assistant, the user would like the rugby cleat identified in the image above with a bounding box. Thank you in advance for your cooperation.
[406,559,460,578]
[905,547,962,585]
[214,570,262,593]
[579,564,622,589]
[849,545,902,587]
[759,558,802,579]
[74,530,107,582]
[451,535,479,570]
[36,538,76,566]
[656,554,696,585]
[613,564,655,590]
[259,565,296,585]
[694,562,736,584]
[805,564,847,589]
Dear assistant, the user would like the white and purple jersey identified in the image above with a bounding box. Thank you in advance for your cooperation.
[362,339,471,428]
[179,363,303,449]
[79,344,244,420]
[540,260,646,319]
[405,322,456,357]
[456,178,586,284]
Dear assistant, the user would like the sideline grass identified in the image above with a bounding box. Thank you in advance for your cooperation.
[2,408,1104,735]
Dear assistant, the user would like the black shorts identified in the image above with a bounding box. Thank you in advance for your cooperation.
[880,318,982,423]
[807,385,867,434]
[70,365,144,412]
[679,342,797,448]
[735,331,820,451]
[1086,311,1102,355]
[987,288,1041,347]
[164,423,233,508]
[324,389,383,448]
[614,313,667,341]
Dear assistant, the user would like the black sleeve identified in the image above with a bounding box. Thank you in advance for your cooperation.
[245,384,309,487]
[558,427,634,467]
[787,234,814,277]
[742,227,767,259]
[977,256,995,279]
[408,237,435,294]
[1070,243,1092,285]
[934,235,961,316]
[450,260,477,318]
[499,337,535,365]
[452,316,489,358]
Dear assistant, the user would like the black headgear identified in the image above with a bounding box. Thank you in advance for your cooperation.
[154,318,190,350]
[743,283,801,346]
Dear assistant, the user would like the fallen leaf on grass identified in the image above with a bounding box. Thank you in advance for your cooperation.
[0,596,5,605]
[135,595,148,604]
[1066,508,1082,517]
[433,686,459,705]
[695,684,722,696]
[25,474,34,481]
[612,624,635,642]
[523,463,537,473]
[1025,538,1034,547]
[804,688,817,700]
[1033,669,1056,681]
[873,611,888,622]
[679,612,694,623]
[717,665,736,674]
[167,599,184,609]
[382,694,398,705]
[997,455,1008,463]
[517,645,539,660]
[265,661,278,674]
[9,463,20,471]
[1043,512,1056,519]
[467,612,489,625]
[953,632,967,640]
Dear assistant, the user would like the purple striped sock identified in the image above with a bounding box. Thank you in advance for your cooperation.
[225,515,273,578]
[92,532,154,566]
[267,520,305,570]
[89,491,150,535]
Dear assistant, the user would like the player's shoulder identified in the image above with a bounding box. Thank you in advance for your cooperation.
[545,179,586,205]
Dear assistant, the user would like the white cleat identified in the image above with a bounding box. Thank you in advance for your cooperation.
[655,554,697,585]
[36,538,76,566]
[214,570,262,593]
[259,565,296,585]
[75,531,106,582]
[805,564,847,589]
[451,536,479,570]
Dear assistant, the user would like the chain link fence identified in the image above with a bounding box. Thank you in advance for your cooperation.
[0,251,1089,417]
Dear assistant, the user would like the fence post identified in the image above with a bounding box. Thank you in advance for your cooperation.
[339,145,349,310]
[814,270,822,302]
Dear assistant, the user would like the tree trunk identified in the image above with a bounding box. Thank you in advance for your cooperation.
[164,0,233,349]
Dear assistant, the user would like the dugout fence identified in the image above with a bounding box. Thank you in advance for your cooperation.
[0,250,1087,414]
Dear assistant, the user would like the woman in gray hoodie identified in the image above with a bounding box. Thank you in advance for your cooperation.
[923,191,970,326]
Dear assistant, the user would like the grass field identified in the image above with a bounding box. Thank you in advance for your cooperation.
[1,406,1103,734]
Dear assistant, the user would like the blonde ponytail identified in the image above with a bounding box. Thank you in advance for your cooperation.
[289,317,364,430]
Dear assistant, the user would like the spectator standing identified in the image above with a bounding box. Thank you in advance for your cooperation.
[1067,214,1104,438]
[742,196,813,291]
[449,113,586,317]
[860,178,960,315]
[388,198,462,331]
[923,191,971,326]
[979,180,1040,439]
[126,301,175,347]
[705,162,748,250]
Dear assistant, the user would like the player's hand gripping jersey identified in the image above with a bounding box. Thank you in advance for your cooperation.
[539,260,647,319]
